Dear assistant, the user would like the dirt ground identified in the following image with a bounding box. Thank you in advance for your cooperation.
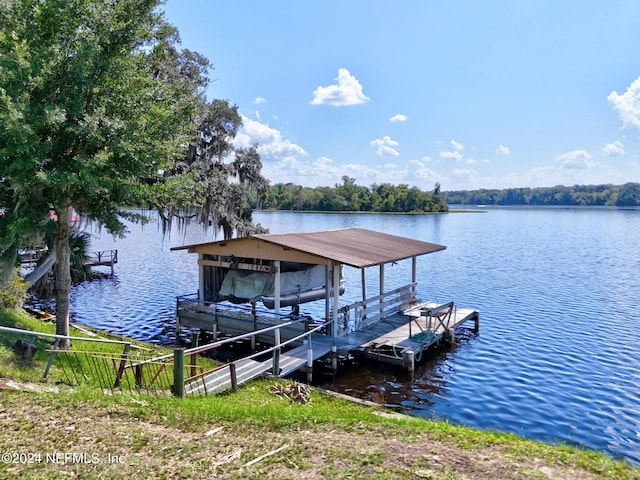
[1,381,624,480]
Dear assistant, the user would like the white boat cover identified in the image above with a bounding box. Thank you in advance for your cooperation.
[219,265,326,302]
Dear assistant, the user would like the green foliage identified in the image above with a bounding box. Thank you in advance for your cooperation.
[155,100,270,239]
[443,183,640,206]
[0,0,210,337]
[69,230,91,283]
[0,268,27,310]
[263,179,449,213]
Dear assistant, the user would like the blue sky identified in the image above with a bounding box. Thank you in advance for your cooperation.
[162,0,640,191]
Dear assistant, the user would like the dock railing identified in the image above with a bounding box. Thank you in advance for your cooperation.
[177,317,332,397]
[336,282,417,334]
[176,294,310,341]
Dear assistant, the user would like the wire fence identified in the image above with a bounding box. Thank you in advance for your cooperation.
[50,348,181,395]
[1,325,185,395]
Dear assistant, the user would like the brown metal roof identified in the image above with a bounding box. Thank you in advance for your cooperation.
[253,228,445,268]
[172,228,445,268]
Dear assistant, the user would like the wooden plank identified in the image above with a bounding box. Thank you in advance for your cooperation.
[186,358,270,395]
[198,259,276,272]
[276,342,333,377]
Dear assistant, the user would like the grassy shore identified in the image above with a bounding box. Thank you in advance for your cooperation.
[1,308,638,479]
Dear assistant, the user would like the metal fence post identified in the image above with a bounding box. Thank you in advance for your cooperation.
[43,338,61,379]
[173,348,185,398]
[114,343,131,388]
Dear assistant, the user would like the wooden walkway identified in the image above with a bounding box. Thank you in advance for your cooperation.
[185,334,333,395]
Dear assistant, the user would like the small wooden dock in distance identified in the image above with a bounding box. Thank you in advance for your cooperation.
[22,249,118,288]
[85,250,118,274]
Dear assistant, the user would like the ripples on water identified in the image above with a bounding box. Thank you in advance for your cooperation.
[41,208,640,466]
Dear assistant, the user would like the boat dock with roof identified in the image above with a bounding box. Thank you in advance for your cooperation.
[171,227,479,395]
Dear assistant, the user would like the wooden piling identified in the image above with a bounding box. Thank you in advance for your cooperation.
[229,362,238,391]
[306,342,313,383]
[331,345,338,375]
[402,349,415,373]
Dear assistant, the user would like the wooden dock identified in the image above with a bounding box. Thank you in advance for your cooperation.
[23,249,118,287]
[356,302,479,371]
[185,334,334,395]
[171,228,481,395]
[85,250,118,274]
[183,302,479,395]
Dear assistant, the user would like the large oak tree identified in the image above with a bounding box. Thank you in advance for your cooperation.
[0,0,209,341]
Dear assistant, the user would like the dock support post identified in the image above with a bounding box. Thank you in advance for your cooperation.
[173,348,185,398]
[306,342,313,384]
[272,327,281,375]
[251,302,257,351]
[229,362,238,391]
[331,345,337,375]
[403,349,415,373]
[332,263,340,337]
[473,312,480,333]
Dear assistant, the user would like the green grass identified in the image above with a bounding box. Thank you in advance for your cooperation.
[1,307,639,479]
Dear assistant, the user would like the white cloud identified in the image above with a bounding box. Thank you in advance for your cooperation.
[235,116,307,160]
[602,140,625,156]
[438,140,465,161]
[265,156,398,187]
[451,139,464,151]
[370,136,400,157]
[310,68,370,106]
[389,114,407,122]
[253,97,266,104]
[440,150,462,161]
[608,77,640,129]
[555,150,596,170]
[496,144,510,155]
[408,159,440,183]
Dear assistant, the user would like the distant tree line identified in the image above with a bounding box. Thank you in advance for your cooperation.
[443,183,640,207]
[260,177,448,213]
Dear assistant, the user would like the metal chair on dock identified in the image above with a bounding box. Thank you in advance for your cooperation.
[421,301,455,334]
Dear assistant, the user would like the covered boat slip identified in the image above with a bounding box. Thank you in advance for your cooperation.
[171,227,479,383]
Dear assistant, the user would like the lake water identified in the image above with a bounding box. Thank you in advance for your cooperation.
[50,207,640,466]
